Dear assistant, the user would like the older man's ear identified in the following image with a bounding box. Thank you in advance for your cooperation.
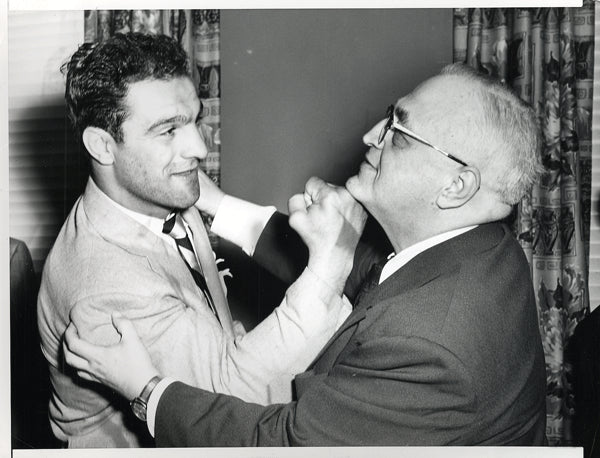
[436,167,481,209]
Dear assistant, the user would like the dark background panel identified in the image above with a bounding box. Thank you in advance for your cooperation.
[218,9,453,327]
[220,9,452,210]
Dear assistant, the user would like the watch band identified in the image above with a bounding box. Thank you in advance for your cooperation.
[130,375,162,422]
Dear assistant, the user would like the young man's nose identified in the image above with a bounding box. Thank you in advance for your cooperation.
[181,124,208,160]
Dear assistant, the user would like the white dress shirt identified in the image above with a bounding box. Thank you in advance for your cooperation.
[379,225,477,284]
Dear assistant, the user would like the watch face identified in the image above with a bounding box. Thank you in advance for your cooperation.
[131,398,147,422]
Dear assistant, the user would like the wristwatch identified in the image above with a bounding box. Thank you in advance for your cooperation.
[130,375,162,422]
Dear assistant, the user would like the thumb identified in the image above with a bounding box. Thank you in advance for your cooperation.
[111,312,135,340]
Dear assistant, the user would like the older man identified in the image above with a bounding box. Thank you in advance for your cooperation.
[37,32,357,448]
[64,63,547,445]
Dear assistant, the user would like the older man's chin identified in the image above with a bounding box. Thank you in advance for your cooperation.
[345,174,369,207]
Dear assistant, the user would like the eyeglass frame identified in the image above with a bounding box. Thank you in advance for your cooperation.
[378,104,469,167]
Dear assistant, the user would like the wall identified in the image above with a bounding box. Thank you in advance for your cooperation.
[218,10,453,324]
[220,9,453,210]
[9,11,86,274]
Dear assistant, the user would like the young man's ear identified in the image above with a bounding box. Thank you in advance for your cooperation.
[82,127,117,166]
[436,167,481,209]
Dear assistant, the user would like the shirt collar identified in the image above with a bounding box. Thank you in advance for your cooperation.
[89,178,169,239]
[379,225,478,284]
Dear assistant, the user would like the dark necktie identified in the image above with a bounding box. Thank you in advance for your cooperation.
[163,211,221,324]
[354,259,386,308]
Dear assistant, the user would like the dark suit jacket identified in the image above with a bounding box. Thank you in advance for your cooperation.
[155,218,547,446]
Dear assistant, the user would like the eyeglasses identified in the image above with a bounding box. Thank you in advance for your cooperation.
[378,105,469,167]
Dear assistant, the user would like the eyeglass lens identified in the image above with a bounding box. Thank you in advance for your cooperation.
[378,105,395,144]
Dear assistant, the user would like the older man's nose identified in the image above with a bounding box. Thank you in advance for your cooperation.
[363,119,386,148]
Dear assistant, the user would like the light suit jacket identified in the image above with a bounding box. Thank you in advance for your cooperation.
[37,179,349,447]
[154,218,547,446]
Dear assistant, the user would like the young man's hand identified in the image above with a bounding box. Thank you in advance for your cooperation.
[288,176,367,293]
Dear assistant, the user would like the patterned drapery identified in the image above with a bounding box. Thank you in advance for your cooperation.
[83,10,221,239]
[454,4,594,445]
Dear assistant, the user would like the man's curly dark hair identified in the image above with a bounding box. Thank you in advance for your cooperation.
[62,32,190,143]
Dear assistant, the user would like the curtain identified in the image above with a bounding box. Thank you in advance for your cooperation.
[82,10,221,241]
[454,4,594,445]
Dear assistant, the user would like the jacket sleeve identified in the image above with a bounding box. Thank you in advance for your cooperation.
[254,213,390,302]
[70,266,351,406]
[154,335,478,446]
[252,212,308,285]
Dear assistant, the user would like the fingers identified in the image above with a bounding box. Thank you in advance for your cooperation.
[194,169,225,216]
[290,177,339,214]
[306,177,364,229]
[63,323,96,375]
[76,370,99,383]
[303,191,312,207]
[64,322,89,357]
[303,177,327,206]
[304,177,352,207]
[288,194,309,236]
[305,176,327,195]
[64,346,91,372]
[64,320,78,341]
[288,193,308,215]
[197,167,210,181]
[63,323,98,367]
[289,177,361,244]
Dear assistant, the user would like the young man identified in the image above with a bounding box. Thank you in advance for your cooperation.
[64,64,548,446]
[38,32,361,447]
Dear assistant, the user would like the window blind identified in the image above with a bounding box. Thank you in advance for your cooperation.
[589,3,600,311]
[8,11,85,274]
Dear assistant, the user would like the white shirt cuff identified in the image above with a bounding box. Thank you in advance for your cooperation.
[147,377,177,438]
[210,195,276,256]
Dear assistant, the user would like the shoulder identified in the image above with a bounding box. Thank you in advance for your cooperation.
[356,223,536,350]
[41,210,167,312]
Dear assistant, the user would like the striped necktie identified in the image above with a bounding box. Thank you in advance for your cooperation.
[163,211,221,324]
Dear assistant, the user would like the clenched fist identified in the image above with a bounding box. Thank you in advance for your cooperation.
[288,177,367,293]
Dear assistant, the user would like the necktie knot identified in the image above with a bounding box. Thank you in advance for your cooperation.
[163,212,188,239]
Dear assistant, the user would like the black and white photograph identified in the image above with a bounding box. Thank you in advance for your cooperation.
[3,1,599,457]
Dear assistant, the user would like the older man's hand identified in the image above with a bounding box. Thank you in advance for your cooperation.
[194,169,225,217]
[63,313,159,401]
[288,177,367,294]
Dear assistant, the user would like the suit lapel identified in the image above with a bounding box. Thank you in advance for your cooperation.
[82,179,228,327]
[307,223,506,372]
[182,208,235,338]
[307,257,443,371]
